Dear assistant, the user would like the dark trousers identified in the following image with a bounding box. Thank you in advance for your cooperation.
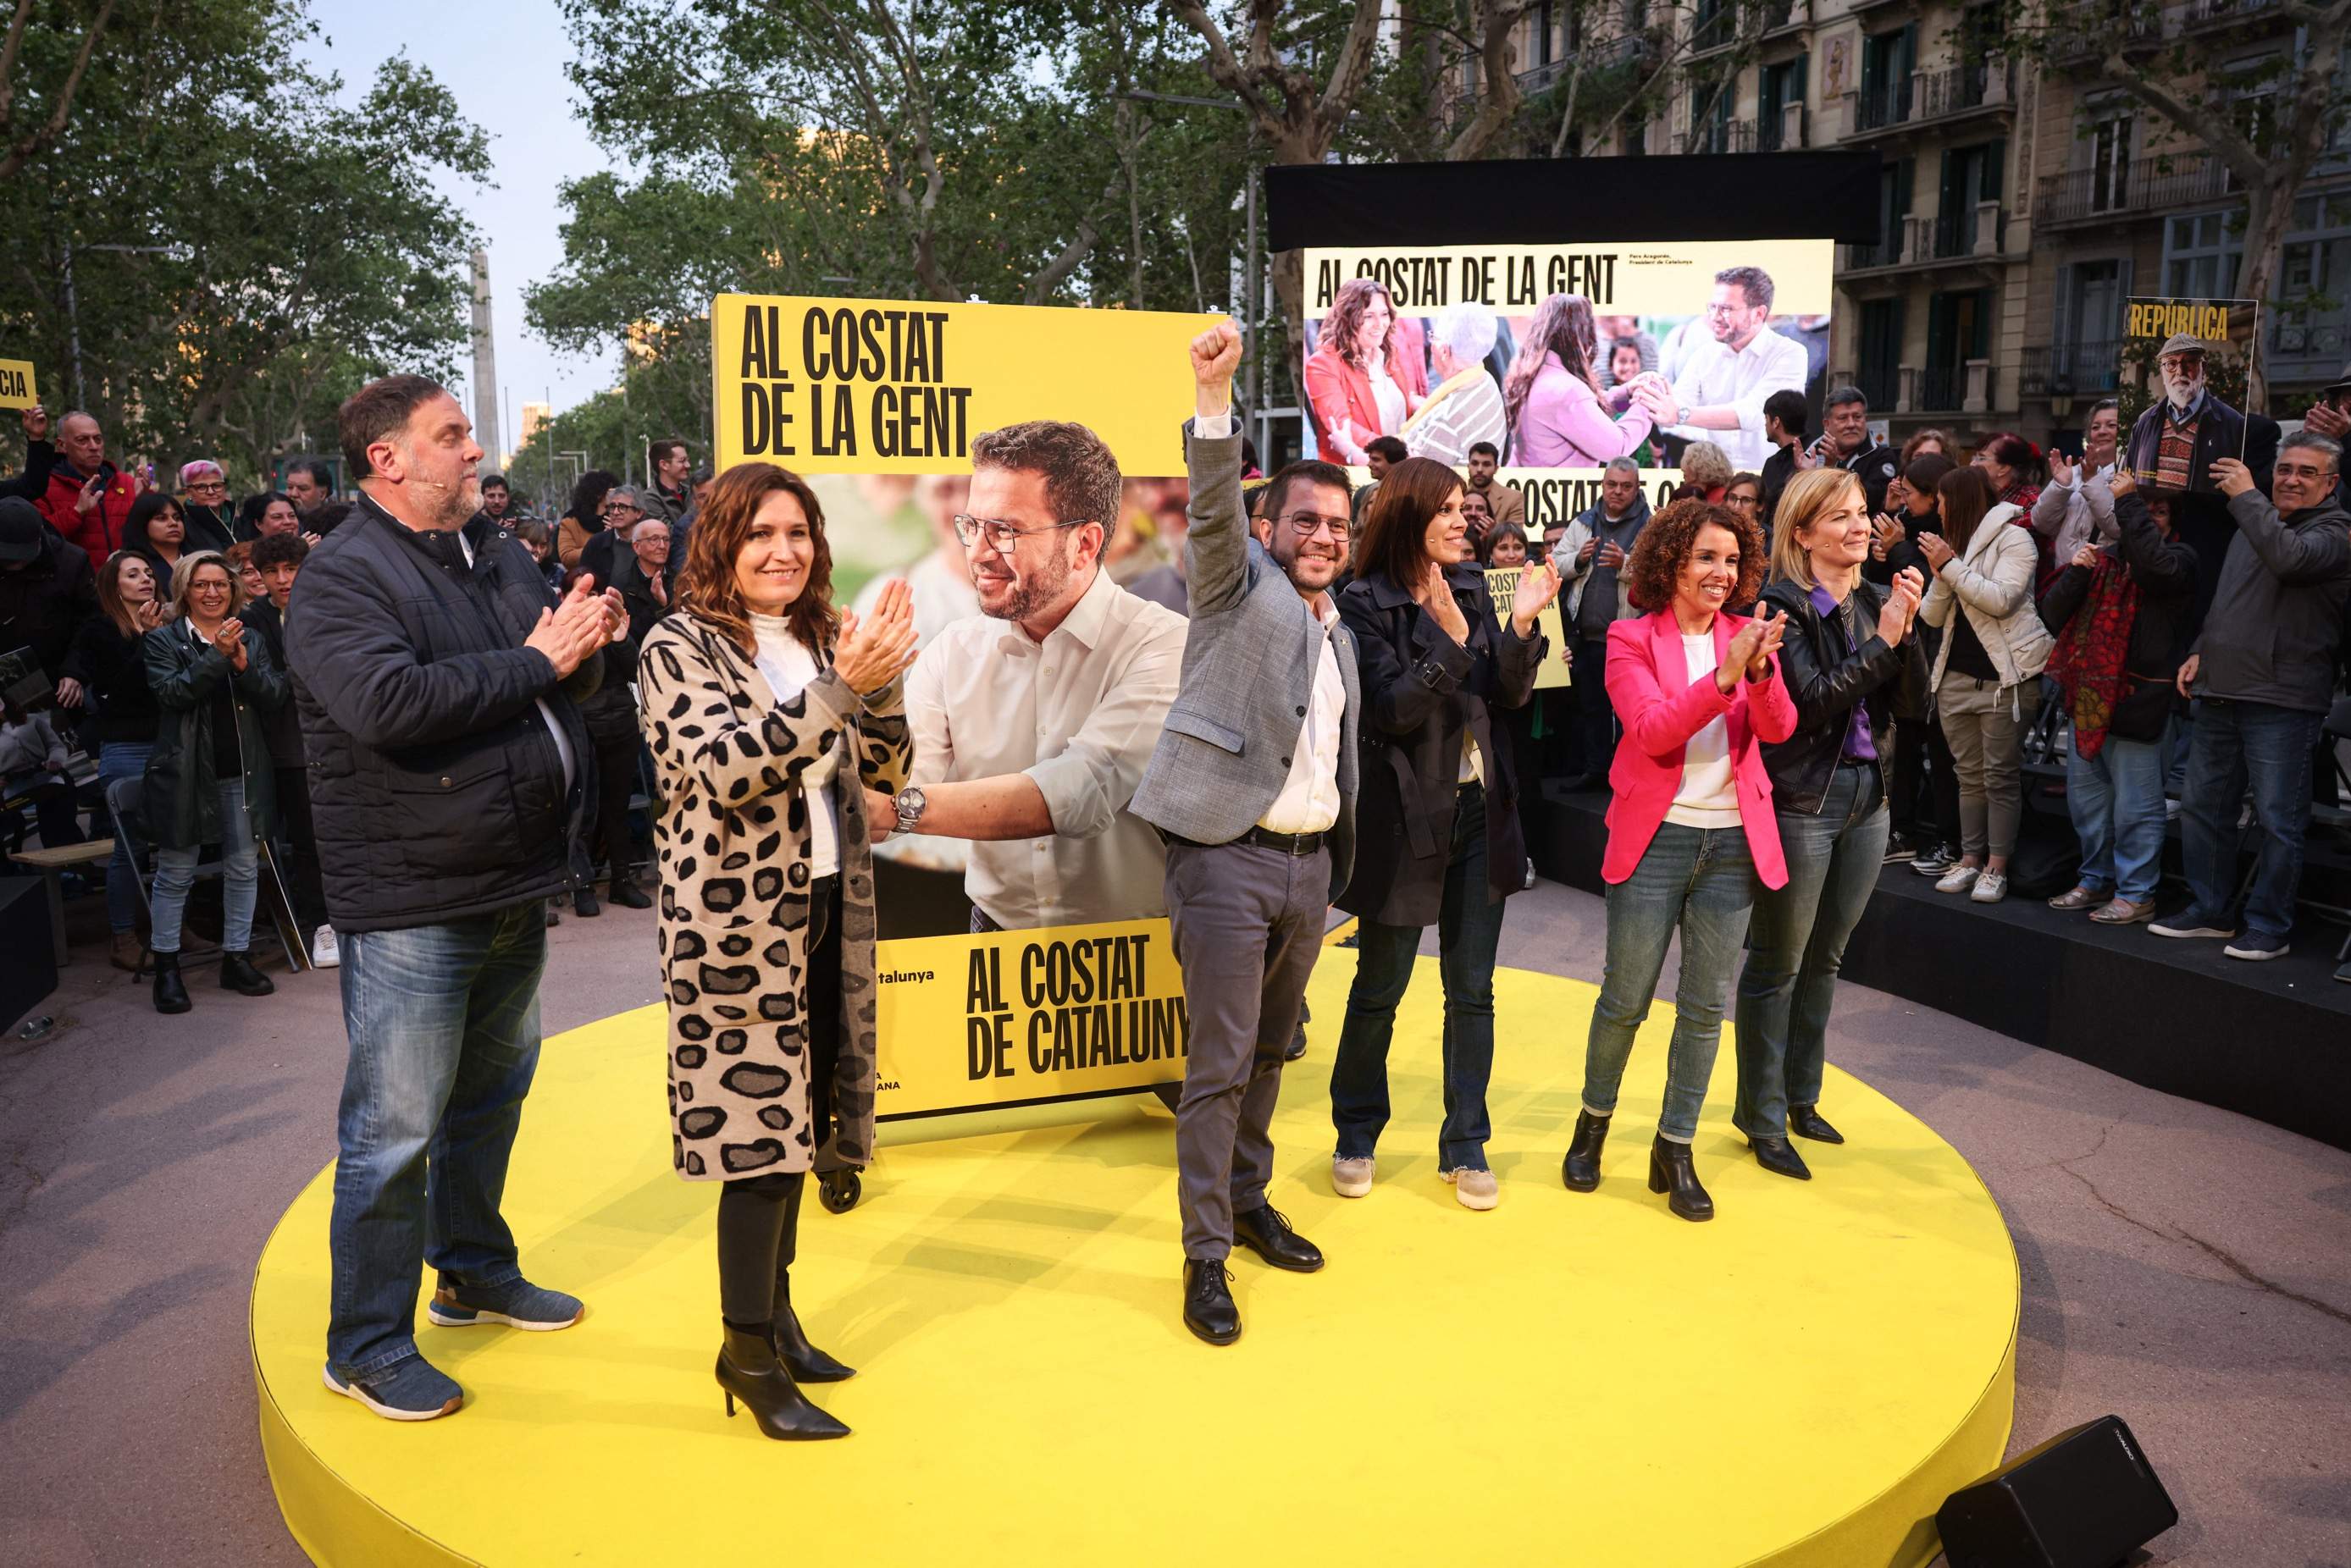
[1891,715,1960,847]
[1165,838,1330,1262]
[1330,783,1507,1170]
[273,765,327,933]
[714,875,839,1323]
[1571,635,1615,777]
[585,734,640,882]
[1734,763,1888,1140]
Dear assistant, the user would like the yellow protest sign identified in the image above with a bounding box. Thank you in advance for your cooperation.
[0,358,36,411]
[873,918,1188,1118]
[1485,567,1570,689]
[711,294,1210,478]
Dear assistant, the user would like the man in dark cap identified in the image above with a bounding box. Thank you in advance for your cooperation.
[2121,331,2249,495]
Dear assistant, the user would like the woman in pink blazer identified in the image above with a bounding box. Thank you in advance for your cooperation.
[1558,498,1795,1222]
[1305,278,1422,464]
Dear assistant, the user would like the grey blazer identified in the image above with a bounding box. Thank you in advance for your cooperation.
[1131,420,1360,899]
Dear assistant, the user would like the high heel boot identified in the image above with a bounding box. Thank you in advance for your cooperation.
[1561,1110,1610,1192]
[715,1321,849,1440]
[772,1274,856,1383]
[1646,1134,1714,1223]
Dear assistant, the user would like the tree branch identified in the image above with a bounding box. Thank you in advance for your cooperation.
[0,0,116,182]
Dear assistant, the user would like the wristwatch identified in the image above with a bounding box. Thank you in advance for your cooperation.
[892,786,927,836]
[1676,402,1691,426]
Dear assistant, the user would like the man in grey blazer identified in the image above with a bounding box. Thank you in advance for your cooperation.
[1131,321,1361,1346]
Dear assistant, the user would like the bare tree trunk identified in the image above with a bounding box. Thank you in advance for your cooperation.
[1549,20,1592,157]
[1450,0,1534,161]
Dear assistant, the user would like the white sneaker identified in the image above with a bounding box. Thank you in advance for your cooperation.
[311,925,340,969]
[1969,870,2009,904]
[1444,1168,1500,1210]
[1331,1156,1374,1198]
[1934,863,1981,894]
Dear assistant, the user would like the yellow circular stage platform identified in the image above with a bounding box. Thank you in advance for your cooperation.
[252,956,2016,1567]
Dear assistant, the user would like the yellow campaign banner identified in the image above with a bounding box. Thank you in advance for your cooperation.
[872,918,1188,1118]
[0,358,36,411]
[1485,567,1569,690]
[1302,240,1835,318]
[711,293,1211,478]
[1342,466,1682,529]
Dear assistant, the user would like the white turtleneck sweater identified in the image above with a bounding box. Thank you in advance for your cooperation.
[748,611,841,879]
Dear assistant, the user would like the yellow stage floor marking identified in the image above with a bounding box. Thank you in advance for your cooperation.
[253,955,2016,1568]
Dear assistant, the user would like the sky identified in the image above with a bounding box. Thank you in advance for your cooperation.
[299,0,621,463]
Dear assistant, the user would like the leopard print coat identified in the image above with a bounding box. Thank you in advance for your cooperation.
[637,613,912,1182]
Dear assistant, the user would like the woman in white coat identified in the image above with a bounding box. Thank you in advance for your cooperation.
[1916,464,2052,904]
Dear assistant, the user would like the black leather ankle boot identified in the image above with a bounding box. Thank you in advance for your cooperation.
[715,1321,849,1440]
[771,1275,855,1383]
[152,952,191,1014]
[220,951,275,997]
[1646,1135,1714,1222]
[1561,1110,1610,1192]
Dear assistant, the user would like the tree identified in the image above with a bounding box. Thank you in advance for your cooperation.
[536,0,1261,451]
[1987,0,2351,410]
[0,0,487,484]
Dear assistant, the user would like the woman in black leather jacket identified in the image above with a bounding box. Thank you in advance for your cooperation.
[1730,468,1923,1177]
[1328,456,1556,1210]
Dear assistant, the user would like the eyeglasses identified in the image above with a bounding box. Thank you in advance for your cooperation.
[186,479,225,494]
[1277,510,1350,539]
[951,514,1094,555]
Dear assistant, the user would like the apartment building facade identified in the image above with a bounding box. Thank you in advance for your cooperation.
[1480,0,2348,447]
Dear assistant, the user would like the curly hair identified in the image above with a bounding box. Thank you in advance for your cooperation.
[1621,498,1765,614]
[1323,277,1397,371]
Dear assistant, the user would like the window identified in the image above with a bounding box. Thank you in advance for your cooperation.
[2163,212,2240,296]
[1533,2,1556,66]
[1858,300,1905,410]
[2088,114,2132,213]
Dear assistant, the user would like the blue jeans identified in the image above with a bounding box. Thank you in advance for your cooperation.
[1734,764,1887,1141]
[2065,722,2171,903]
[1583,820,1754,1143]
[326,902,549,1377]
[98,741,152,934]
[150,779,256,954]
[2179,698,2326,938]
[1330,784,1507,1172]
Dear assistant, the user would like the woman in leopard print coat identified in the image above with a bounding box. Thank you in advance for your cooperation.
[638,461,916,1439]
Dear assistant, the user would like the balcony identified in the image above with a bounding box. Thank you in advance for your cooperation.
[2050,2,2164,63]
[2182,0,2285,31]
[1927,202,2006,261]
[1845,61,2012,139]
[1684,118,1757,155]
[2034,151,2231,227]
[1515,56,1574,94]
[1842,228,1904,271]
[1757,103,1809,152]
[2018,341,2122,398]
[1912,361,1994,414]
[1852,362,1901,411]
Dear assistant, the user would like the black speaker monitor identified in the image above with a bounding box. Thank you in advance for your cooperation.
[1938,1416,2177,1568]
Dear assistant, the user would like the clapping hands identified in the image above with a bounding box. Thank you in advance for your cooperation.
[833,577,918,695]
[1719,604,1787,690]
[1508,560,1563,637]
[1877,567,1924,645]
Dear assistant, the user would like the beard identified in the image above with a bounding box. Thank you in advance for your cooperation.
[2164,373,2204,411]
[977,542,1071,622]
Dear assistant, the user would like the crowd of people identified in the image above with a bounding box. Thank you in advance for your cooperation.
[3,326,2346,1444]
[0,400,702,991]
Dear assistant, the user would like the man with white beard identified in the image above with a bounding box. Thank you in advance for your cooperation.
[2122,332,2248,495]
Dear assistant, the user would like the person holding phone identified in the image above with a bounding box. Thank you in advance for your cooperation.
[1563,499,1795,1222]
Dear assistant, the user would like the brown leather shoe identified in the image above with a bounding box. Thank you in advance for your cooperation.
[110,931,145,973]
[2047,885,2106,911]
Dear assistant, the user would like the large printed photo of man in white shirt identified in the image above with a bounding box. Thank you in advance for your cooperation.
[866,421,1187,931]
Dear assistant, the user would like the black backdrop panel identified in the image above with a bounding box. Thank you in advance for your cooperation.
[1265,154,1883,251]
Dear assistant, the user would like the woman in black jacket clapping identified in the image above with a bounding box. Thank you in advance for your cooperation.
[142,552,289,1012]
[1732,468,1923,1174]
[1328,456,1559,1211]
[2037,471,2196,925]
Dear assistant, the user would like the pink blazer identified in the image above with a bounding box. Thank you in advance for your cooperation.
[1601,610,1799,888]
